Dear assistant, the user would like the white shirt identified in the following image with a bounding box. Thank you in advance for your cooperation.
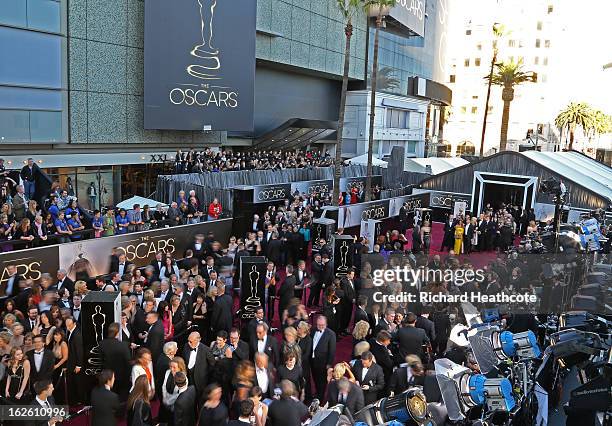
[361,367,369,382]
[118,264,125,276]
[256,368,269,393]
[188,346,198,369]
[36,397,50,408]
[312,330,324,358]
[257,337,267,354]
[34,350,44,371]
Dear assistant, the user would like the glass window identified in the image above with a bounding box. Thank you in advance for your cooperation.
[466,29,471,35]
[534,57,539,65]
[548,5,553,13]
[544,40,551,48]
[475,58,481,66]
[464,58,470,67]
[471,107,478,114]
[537,21,543,30]
[543,57,548,66]
[535,39,541,48]
[0,0,27,27]
[488,106,493,113]
[0,27,63,88]
[0,86,62,110]
[341,139,357,155]
[508,40,515,47]
[472,95,479,99]
[449,74,456,83]
[477,43,482,50]
[27,0,61,33]
[30,110,62,142]
[0,110,30,142]
[460,106,467,114]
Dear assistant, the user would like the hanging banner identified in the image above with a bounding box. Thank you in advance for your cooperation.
[58,219,233,280]
[0,246,59,286]
[144,0,256,131]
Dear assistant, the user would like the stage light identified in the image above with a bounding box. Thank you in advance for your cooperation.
[354,388,435,426]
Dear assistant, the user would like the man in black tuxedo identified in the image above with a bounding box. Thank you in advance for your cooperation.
[373,308,397,337]
[354,296,370,326]
[173,283,193,321]
[369,331,394,396]
[211,283,233,333]
[71,294,83,322]
[110,253,133,277]
[187,234,207,263]
[54,269,74,295]
[441,215,456,252]
[307,253,324,307]
[143,311,165,361]
[264,262,280,322]
[229,399,256,426]
[31,380,62,426]
[247,307,268,342]
[266,233,283,267]
[254,352,276,398]
[229,328,249,365]
[155,341,178,400]
[23,306,40,334]
[463,216,474,253]
[99,323,132,399]
[339,269,356,334]
[268,380,309,426]
[27,335,55,391]
[183,331,216,395]
[173,372,196,426]
[65,317,84,404]
[486,217,498,251]
[277,265,296,324]
[415,309,436,343]
[250,322,280,367]
[202,256,217,281]
[150,251,165,277]
[327,377,365,416]
[91,370,121,426]
[396,313,430,360]
[133,299,156,345]
[388,356,426,395]
[156,280,173,305]
[311,315,336,402]
[351,351,385,405]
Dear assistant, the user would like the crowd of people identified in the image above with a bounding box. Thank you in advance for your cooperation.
[173,149,336,174]
[0,188,562,426]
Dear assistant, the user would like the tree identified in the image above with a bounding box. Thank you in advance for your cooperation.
[480,23,505,157]
[485,59,535,151]
[590,109,612,138]
[364,0,396,202]
[376,66,400,91]
[333,0,364,206]
[554,102,594,151]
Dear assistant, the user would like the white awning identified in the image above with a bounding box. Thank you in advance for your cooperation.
[116,196,167,210]
[348,154,388,167]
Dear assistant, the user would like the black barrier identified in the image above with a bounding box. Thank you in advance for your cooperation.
[239,256,266,320]
[332,235,354,278]
[0,219,233,282]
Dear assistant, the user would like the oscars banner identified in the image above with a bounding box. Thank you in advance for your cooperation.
[291,179,333,197]
[58,219,233,280]
[144,0,256,131]
[0,246,59,286]
[331,235,354,278]
[338,176,383,203]
[239,256,266,320]
[424,191,472,210]
[252,183,292,204]
[81,291,121,376]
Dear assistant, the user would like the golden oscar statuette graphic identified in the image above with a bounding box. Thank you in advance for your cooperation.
[188,0,222,80]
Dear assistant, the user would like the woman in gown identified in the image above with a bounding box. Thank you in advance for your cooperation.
[454,220,465,254]
[4,347,31,403]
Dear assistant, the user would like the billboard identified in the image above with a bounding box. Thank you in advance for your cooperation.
[58,219,233,280]
[144,0,256,131]
[389,0,426,37]
[0,246,59,286]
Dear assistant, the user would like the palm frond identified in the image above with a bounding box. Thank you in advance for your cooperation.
[484,59,536,88]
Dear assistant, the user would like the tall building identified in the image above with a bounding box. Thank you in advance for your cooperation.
[443,0,565,156]
[0,0,450,203]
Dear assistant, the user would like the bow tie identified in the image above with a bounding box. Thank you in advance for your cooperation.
[35,351,43,355]
[190,347,198,352]
[73,308,80,311]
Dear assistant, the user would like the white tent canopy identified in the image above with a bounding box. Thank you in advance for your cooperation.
[347,154,388,167]
[348,154,467,175]
[116,195,167,210]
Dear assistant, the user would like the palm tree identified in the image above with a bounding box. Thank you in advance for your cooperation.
[376,66,400,91]
[364,0,396,202]
[554,102,594,151]
[333,0,364,206]
[480,23,505,157]
[590,109,612,138]
[485,59,535,151]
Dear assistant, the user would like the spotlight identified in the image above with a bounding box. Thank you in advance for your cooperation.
[354,388,435,426]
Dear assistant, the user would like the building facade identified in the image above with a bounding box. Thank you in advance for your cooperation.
[1,0,450,203]
[443,0,565,156]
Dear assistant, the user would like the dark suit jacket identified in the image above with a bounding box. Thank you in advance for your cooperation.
[254,367,277,399]
[396,326,430,360]
[354,307,370,326]
[211,293,233,333]
[310,328,336,368]
[266,239,282,265]
[231,340,249,365]
[174,386,197,426]
[2,274,23,298]
[327,380,365,415]
[389,366,423,395]
[27,349,55,385]
[145,320,165,360]
[91,385,121,426]
[54,277,75,295]
[155,354,172,399]
[249,334,280,367]
[29,396,56,426]
[351,360,385,404]
[247,318,269,342]
[99,337,132,394]
[278,275,296,313]
[415,316,436,342]
[110,261,133,275]
[368,340,394,381]
[183,343,216,393]
[66,327,84,371]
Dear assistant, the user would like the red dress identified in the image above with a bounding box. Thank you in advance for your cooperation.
[162,311,174,341]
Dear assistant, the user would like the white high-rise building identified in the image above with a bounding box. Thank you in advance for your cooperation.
[443,0,565,156]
